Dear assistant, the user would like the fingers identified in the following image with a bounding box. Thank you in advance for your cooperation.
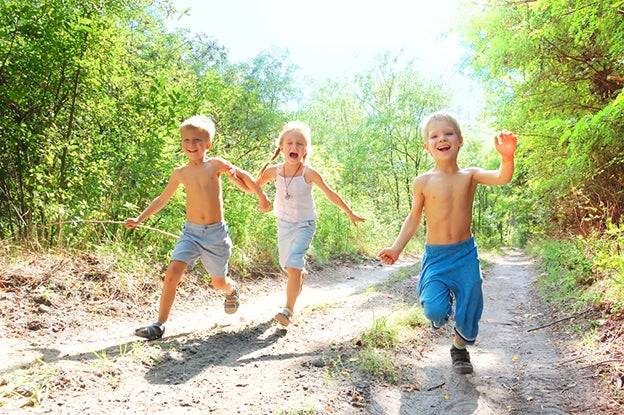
[496,129,517,143]
[377,250,396,265]
[124,219,138,229]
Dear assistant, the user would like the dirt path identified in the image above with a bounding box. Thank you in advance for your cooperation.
[0,249,611,414]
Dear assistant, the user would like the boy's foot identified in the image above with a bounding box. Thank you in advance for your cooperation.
[450,346,473,374]
[134,322,165,340]
[274,307,293,326]
[224,283,240,314]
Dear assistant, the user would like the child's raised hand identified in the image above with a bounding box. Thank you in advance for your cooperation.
[494,130,517,157]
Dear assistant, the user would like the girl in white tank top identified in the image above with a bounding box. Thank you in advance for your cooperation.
[257,121,366,327]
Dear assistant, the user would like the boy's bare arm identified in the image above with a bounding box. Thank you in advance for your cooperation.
[474,130,517,186]
[378,179,425,264]
[124,171,181,228]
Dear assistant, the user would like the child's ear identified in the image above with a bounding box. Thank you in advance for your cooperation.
[205,141,212,150]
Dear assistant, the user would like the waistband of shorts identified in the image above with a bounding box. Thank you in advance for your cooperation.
[183,220,228,232]
[424,236,475,255]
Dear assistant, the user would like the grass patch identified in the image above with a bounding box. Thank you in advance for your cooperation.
[0,360,55,408]
[352,305,428,384]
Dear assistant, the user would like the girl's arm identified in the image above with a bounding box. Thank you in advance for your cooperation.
[216,158,271,213]
[232,166,272,213]
[306,167,365,226]
[256,165,277,187]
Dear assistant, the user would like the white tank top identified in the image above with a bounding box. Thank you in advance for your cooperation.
[274,164,317,222]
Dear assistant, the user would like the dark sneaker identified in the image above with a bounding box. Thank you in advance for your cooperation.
[450,346,474,374]
[224,283,240,314]
[273,308,293,326]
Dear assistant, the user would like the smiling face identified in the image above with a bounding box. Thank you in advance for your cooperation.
[279,129,308,165]
[424,119,463,160]
[180,126,211,161]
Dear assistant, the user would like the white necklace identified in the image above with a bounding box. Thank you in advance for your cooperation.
[284,163,302,200]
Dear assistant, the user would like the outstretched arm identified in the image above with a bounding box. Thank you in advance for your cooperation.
[378,179,424,265]
[307,167,365,226]
[124,170,180,228]
[474,130,517,186]
[227,164,272,213]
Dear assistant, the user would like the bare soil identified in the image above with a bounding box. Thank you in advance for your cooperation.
[0,248,622,414]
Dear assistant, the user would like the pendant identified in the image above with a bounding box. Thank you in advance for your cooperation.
[285,193,292,200]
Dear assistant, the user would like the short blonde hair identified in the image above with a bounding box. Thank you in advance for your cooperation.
[421,110,462,141]
[179,115,216,142]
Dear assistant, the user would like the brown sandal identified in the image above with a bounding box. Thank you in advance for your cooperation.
[224,283,240,314]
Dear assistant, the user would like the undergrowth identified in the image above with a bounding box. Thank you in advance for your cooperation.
[527,224,624,407]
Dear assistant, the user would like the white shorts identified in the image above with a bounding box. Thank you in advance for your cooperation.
[277,218,316,270]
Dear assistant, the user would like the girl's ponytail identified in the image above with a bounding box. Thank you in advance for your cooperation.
[257,147,281,179]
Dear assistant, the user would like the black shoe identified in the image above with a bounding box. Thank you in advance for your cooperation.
[450,346,473,374]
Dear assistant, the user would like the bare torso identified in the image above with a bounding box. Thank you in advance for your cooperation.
[419,167,479,245]
[176,159,224,225]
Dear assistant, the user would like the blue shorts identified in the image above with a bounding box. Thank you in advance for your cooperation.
[277,218,316,270]
[418,237,483,345]
[170,221,232,277]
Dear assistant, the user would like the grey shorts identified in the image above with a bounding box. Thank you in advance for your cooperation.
[170,221,232,277]
[277,218,316,270]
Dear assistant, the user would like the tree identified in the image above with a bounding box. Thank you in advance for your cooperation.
[460,0,624,235]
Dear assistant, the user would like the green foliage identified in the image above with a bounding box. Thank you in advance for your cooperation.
[530,225,624,313]
[304,53,448,219]
[460,0,624,236]
[0,0,300,274]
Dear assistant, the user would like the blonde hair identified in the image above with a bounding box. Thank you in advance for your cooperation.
[421,110,462,141]
[257,121,312,179]
[179,115,216,142]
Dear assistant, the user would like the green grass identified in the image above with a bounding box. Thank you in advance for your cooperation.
[0,360,55,408]
[352,305,428,384]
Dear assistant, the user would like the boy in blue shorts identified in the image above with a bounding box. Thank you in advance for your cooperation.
[125,115,271,340]
[378,110,517,374]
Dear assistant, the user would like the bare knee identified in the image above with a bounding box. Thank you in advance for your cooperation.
[164,261,187,286]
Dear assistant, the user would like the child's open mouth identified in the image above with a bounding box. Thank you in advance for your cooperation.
[289,152,298,159]
[437,145,451,152]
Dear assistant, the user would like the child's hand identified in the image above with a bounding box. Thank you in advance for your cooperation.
[494,130,517,157]
[124,218,139,229]
[223,163,237,179]
[378,248,399,265]
[258,194,272,213]
[349,212,366,227]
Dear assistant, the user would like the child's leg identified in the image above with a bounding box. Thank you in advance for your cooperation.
[211,275,237,295]
[212,275,240,314]
[419,279,453,329]
[157,260,188,324]
[452,265,483,346]
[284,267,305,313]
